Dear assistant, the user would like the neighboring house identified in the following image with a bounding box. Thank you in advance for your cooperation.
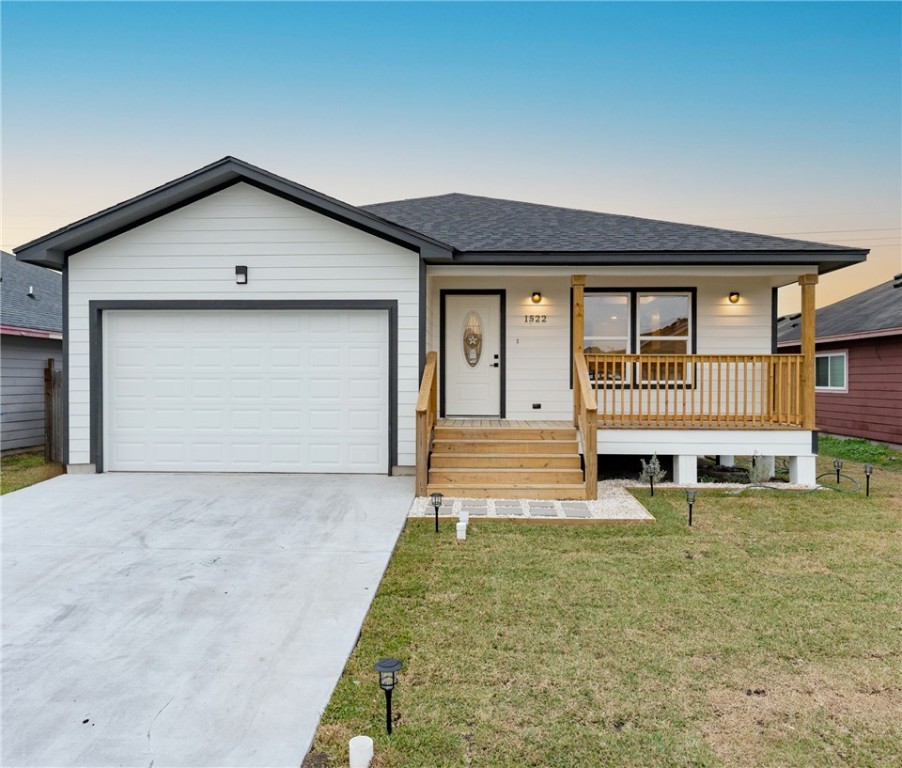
[14,157,868,495]
[1,251,63,451]
[777,277,902,445]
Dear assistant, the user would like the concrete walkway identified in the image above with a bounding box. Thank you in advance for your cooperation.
[2,472,413,768]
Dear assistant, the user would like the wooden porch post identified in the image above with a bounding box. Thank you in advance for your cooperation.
[799,273,818,430]
[572,275,585,426]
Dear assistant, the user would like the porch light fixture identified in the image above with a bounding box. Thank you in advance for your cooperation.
[863,463,874,496]
[531,291,542,303]
[235,265,248,285]
[373,657,403,735]
[430,492,443,533]
[833,458,843,484]
[685,489,697,526]
[729,292,740,304]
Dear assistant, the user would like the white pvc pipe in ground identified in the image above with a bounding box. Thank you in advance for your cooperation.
[349,735,374,768]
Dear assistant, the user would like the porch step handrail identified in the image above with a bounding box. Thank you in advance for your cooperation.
[585,353,804,428]
[573,352,598,499]
[416,351,438,495]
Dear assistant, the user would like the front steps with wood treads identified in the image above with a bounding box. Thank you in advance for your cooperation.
[426,424,587,499]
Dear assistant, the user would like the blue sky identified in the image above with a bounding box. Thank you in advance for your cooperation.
[2,1,900,310]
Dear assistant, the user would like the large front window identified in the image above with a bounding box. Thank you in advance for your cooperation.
[583,290,694,385]
[584,291,692,355]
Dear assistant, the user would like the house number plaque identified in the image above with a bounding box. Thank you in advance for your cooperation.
[523,314,547,323]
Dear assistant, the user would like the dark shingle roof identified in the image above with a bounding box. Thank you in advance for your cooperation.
[364,193,863,254]
[1,251,63,332]
[778,277,902,343]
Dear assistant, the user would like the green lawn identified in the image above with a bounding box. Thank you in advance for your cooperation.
[308,453,901,767]
[0,449,65,495]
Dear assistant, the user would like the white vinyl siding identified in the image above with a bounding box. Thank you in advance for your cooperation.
[67,183,419,467]
[427,270,783,420]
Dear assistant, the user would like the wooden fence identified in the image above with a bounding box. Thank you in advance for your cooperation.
[44,359,63,462]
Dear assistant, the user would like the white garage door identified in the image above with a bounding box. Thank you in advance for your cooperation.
[103,309,389,473]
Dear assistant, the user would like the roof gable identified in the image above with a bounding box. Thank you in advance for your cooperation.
[1,251,62,333]
[14,157,453,268]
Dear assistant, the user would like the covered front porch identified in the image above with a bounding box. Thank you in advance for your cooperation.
[416,272,821,498]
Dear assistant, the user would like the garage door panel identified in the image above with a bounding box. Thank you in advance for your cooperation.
[104,309,388,473]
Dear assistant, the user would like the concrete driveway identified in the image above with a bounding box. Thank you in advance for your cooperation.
[2,472,413,768]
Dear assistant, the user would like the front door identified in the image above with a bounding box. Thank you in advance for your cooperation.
[442,293,503,417]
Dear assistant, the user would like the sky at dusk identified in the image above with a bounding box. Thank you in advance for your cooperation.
[2,1,900,313]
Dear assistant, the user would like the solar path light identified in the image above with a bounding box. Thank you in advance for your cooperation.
[685,489,697,527]
[834,458,843,484]
[430,492,443,533]
[374,658,403,735]
[863,463,874,497]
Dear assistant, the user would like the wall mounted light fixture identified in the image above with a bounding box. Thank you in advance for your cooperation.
[729,292,740,304]
[235,266,248,285]
[531,291,542,303]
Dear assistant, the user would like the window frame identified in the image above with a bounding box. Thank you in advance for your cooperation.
[574,287,697,389]
[814,350,848,392]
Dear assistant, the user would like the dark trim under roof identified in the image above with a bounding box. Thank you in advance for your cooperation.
[14,157,454,268]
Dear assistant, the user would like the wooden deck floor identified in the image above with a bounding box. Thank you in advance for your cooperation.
[437,419,573,429]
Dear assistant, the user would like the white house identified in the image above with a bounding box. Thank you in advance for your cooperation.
[15,158,868,497]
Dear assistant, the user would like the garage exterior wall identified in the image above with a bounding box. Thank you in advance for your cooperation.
[66,183,421,468]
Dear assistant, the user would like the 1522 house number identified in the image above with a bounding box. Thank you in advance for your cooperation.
[523,314,547,323]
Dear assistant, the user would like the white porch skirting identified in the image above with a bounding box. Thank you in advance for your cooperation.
[597,429,817,486]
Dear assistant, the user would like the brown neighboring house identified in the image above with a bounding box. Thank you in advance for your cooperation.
[778,276,902,445]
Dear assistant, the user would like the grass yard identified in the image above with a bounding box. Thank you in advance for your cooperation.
[308,453,901,767]
[0,449,65,495]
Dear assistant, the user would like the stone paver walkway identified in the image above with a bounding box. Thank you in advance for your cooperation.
[409,482,653,521]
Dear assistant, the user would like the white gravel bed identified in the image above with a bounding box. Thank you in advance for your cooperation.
[605,479,821,491]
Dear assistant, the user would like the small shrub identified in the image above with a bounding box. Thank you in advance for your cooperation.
[639,453,667,494]
[750,452,772,484]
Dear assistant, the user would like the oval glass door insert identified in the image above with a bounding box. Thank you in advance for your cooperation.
[462,311,483,367]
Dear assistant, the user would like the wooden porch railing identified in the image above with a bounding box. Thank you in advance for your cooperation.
[415,351,438,495]
[585,353,805,428]
[573,352,598,499]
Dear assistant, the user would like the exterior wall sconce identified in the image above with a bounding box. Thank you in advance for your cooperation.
[531,291,542,303]
[374,658,403,735]
[729,292,740,304]
[235,265,248,285]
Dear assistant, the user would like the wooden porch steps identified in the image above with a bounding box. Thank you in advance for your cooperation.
[426,424,587,500]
